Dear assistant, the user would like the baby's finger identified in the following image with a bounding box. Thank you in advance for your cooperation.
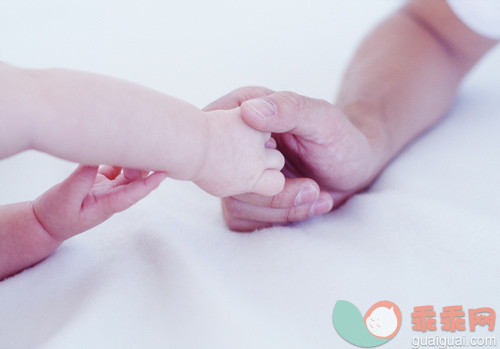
[123,168,144,181]
[265,136,277,149]
[98,165,122,180]
[59,165,99,199]
[251,169,285,196]
[266,148,285,171]
[99,172,168,213]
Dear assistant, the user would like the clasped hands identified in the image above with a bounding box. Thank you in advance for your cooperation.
[204,87,384,232]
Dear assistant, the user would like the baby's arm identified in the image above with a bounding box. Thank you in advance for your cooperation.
[0,63,206,180]
[0,63,283,197]
[0,165,166,280]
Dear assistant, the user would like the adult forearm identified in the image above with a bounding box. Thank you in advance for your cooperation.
[335,2,494,171]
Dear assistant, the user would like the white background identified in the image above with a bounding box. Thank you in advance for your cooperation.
[1,1,499,348]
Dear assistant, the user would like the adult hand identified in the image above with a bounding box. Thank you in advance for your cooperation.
[204,87,381,231]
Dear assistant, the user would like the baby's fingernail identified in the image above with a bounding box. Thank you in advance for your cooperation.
[294,184,318,206]
[308,197,333,217]
[244,98,276,118]
[123,168,141,180]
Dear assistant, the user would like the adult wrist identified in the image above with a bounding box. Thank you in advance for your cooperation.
[339,100,394,174]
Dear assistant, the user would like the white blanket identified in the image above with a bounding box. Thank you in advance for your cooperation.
[1,1,499,348]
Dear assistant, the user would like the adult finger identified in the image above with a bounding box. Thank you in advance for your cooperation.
[222,177,334,231]
[221,215,274,232]
[240,91,346,141]
[203,86,274,112]
[222,191,333,232]
[234,177,320,208]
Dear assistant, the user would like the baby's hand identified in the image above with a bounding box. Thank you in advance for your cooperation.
[193,108,285,197]
[33,165,167,242]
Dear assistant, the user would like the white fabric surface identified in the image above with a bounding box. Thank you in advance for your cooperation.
[447,0,500,39]
[1,1,499,348]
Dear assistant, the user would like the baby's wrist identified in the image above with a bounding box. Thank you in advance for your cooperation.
[190,108,251,197]
[30,200,64,244]
[188,111,213,183]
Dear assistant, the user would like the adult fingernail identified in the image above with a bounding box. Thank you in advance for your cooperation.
[244,98,276,118]
[308,197,333,217]
[294,184,318,206]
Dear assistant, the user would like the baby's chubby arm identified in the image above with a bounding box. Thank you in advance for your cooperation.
[0,165,166,280]
[0,63,283,197]
[0,63,206,180]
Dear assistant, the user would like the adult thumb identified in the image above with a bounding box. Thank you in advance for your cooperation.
[240,91,344,140]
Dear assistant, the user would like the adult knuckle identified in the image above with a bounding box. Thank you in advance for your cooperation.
[271,205,295,223]
[221,200,238,226]
[275,91,305,112]
[227,88,247,101]
[224,214,254,232]
[269,194,282,209]
[269,190,289,209]
[285,207,296,222]
[222,197,243,218]
[285,206,308,223]
[225,217,242,231]
[231,86,270,104]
